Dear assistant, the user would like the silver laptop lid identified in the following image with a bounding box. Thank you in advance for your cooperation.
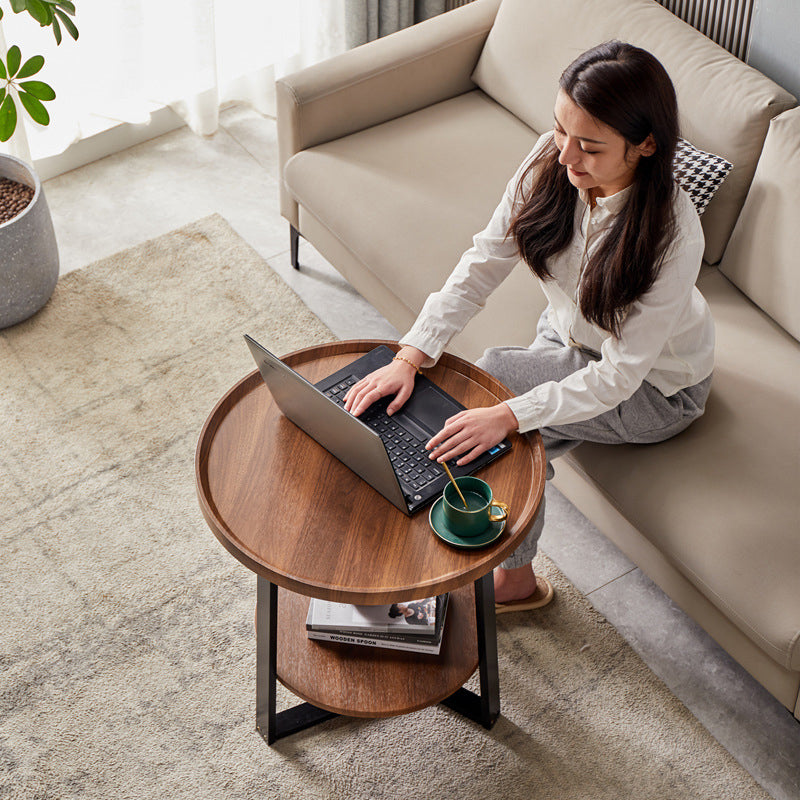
[244,335,409,513]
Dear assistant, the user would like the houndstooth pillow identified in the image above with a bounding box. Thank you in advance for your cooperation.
[673,138,733,216]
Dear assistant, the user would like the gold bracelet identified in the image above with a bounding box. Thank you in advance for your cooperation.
[393,355,422,374]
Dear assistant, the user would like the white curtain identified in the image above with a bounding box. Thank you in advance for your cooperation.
[0,0,345,163]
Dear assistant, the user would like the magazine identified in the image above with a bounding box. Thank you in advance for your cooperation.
[306,594,450,654]
[306,595,443,637]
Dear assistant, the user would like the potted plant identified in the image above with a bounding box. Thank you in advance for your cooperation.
[0,0,78,328]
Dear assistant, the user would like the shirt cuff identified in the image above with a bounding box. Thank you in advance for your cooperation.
[398,327,449,368]
[503,393,543,434]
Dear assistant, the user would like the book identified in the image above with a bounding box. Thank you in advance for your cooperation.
[306,595,444,637]
[306,628,443,655]
[306,594,450,654]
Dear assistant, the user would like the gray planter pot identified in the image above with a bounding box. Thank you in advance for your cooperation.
[1,154,59,329]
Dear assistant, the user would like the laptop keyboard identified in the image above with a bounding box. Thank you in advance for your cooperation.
[324,375,446,496]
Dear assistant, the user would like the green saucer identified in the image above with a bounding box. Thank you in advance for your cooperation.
[429,496,506,549]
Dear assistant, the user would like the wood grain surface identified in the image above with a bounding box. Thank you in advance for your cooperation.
[276,584,478,717]
[196,340,545,604]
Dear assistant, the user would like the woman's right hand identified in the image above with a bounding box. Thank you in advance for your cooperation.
[343,346,426,417]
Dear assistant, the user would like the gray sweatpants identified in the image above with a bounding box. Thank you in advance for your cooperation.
[476,310,712,570]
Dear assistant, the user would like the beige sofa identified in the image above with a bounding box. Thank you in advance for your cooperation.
[276,0,800,720]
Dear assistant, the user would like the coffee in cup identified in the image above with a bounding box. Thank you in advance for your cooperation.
[442,476,508,537]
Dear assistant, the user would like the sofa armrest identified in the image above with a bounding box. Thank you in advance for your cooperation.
[277,0,502,226]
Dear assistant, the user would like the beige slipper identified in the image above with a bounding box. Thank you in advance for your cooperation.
[495,575,555,614]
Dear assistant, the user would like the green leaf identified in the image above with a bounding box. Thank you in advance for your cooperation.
[0,8,4,21]
[20,80,56,101]
[19,90,51,126]
[7,46,22,79]
[54,8,79,40]
[0,59,6,81]
[52,15,63,44]
[27,0,51,25]
[17,55,45,79]
[55,0,76,13]
[0,87,5,106]
[41,0,56,24]
[10,0,26,13]
[0,94,18,142]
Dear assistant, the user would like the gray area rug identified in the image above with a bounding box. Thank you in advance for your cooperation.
[0,214,770,799]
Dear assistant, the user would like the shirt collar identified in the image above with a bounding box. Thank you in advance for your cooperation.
[578,184,633,215]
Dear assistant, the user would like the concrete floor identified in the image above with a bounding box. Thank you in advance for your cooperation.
[44,105,800,800]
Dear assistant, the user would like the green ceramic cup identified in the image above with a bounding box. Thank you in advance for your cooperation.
[442,476,508,537]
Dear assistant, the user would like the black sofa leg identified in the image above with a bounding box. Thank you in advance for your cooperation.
[290,225,300,270]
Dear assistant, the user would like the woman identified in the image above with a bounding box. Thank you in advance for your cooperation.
[344,42,714,612]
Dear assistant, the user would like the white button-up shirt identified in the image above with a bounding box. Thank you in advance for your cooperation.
[400,133,715,433]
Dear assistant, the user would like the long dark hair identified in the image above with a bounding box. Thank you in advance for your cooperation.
[508,41,679,336]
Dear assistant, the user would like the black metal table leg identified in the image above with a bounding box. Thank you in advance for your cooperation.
[255,576,338,745]
[441,571,500,728]
[474,570,501,726]
[255,575,499,744]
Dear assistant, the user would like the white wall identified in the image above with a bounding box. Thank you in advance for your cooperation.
[747,0,800,99]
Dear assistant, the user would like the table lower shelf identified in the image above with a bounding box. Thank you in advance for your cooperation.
[275,584,479,718]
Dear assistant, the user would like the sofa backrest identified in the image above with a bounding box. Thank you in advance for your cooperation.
[718,106,800,342]
[471,0,796,265]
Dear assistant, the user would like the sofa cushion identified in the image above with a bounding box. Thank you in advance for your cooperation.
[284,89,546,356]
[472,0,796,265]
[719,107,800,342]
[566,267,800,670]
[674,138,732,216]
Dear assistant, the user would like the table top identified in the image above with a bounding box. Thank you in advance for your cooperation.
[196,340,545,604]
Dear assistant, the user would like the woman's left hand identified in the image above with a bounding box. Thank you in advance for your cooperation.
[426,403,519,466]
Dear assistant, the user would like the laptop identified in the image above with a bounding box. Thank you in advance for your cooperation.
[244,336,512,515]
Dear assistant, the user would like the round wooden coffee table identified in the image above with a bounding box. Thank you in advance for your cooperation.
[196,340,545,744]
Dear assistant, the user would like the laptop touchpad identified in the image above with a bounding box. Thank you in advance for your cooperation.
[401,385,462,436]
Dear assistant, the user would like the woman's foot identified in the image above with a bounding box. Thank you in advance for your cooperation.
[494,565,555,613]
[494,564,538,603]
